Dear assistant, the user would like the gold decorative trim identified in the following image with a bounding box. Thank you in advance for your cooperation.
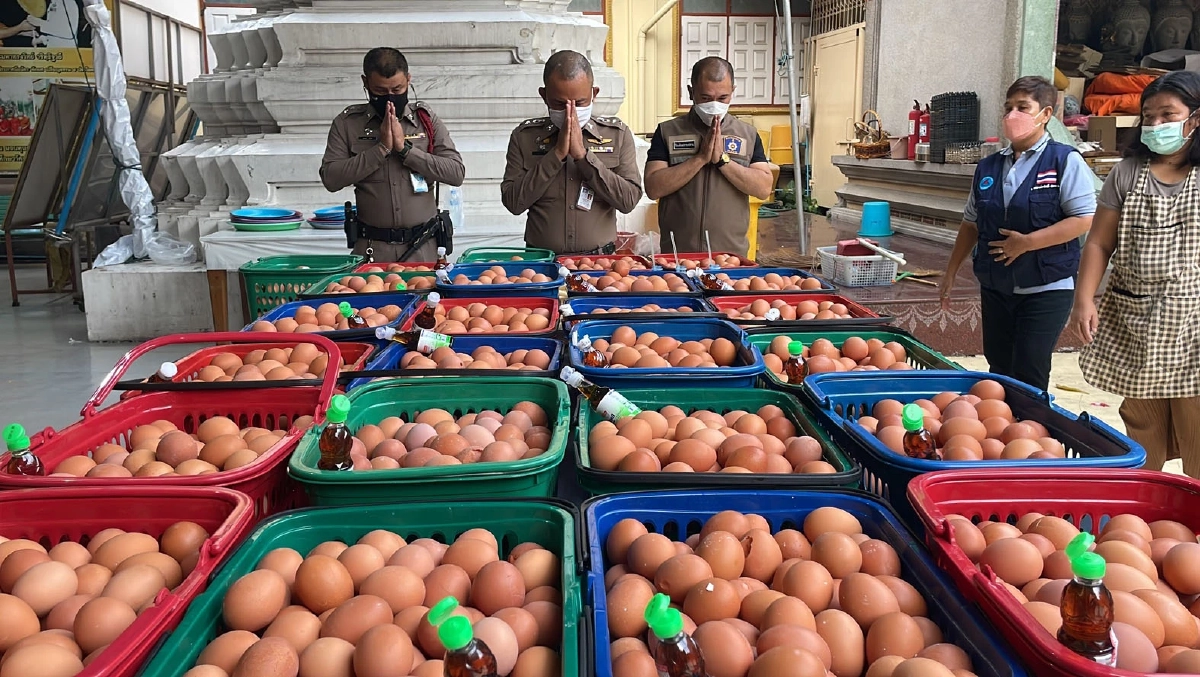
[603,1,613,66]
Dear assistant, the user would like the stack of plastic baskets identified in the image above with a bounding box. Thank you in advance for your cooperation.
[239,254,362,318]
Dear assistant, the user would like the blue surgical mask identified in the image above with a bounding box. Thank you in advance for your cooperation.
[1141,116,1194,155]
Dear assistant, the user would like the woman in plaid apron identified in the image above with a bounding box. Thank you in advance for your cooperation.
[1073,71,1200,476]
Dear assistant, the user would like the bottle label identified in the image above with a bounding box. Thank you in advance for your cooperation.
[561,304,575,317]
[415,330,452,354]
[596,391,642,422]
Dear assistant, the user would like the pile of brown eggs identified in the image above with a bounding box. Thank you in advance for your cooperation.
[654,254,750,269]
[576,273,690,294]
[590,327,739,369]
[447,267,555,285]
[341,404,553,471]
[948,512,1200,673]
[859,381,1064,462]
[49,416,310,478]
[360,264,436,274]
[250,303,404,333]
[587,405,837,475]
[188,346,343,383]
[714,273,824,292]
[604,508,981,677]
[721,299,853,323]
[398,346,553,372]
[557,257,649,273]
[183,527,563,677]
[567,303,699,316]
[322,274,436,293]
[762,337,912,382]
[426,304,554,334]
[0,521,211,676]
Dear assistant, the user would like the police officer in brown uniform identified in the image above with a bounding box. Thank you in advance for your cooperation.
[645,57,774,256]
[321,48,466,262]
[501,50,642,255]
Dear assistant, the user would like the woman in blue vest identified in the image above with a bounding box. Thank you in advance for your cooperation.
[1072,71,1200,476]
[941,76,1096,391]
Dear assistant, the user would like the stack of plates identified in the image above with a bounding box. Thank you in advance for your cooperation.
[309,205,350,230]
[230,207,304,232]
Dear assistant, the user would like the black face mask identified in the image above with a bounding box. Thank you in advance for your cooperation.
[368,92,408,118]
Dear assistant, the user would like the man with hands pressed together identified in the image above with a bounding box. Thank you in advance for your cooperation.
[321,47,465,262]
[644,56,774,256]
[501,50,642,255]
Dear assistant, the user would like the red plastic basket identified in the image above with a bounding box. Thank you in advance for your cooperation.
[554,254,653,271]
[353,261,437,273]
[706,292,890,327]
[0,486,255,677]
[0,333,340,518]
[398,295,560,336]
[652,252,758,268]
[908,469,1200,677]
[169,341,374,382]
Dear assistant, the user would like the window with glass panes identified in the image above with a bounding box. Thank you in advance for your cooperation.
[567,0,610,64]
[679,0,810,108]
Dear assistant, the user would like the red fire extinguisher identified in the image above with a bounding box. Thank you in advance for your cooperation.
[919,105,931,144]
[907,100,921,159]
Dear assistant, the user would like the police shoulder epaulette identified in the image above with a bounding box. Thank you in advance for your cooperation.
[593,116,625,127]
[341,103,369,115]
[519,117,550,128]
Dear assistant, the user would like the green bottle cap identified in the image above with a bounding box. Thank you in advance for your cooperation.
[429,596,474,651]
[1072,551,1107,580]
[338,302,354,318]
[326,395,351,424]
[1065,532,1095,561]
[394,280,407,290]
[3,424,29,452]
[901,403,926,432]
[644,593,683,640]
[787,341,804,357]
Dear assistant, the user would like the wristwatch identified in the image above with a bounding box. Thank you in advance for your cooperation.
[397,139,413,160]
[716,153,731,167]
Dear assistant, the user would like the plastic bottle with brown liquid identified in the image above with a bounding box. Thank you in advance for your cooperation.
[901,403,941,460]
[435,247,450,270]
[376,326,455,355]
[575,335,609,367]
[429,597,499,677]
[339,302,368,329]
[3,424,44,476]
[560,366,642,422]
[783,341,807,383]
[1059,533,1118,666]
[686,268,733,291]
[645,593,708,677]
[560,267,599,293]
[147,361,178,384]
[317,395,354,471]
[414,292,442,330]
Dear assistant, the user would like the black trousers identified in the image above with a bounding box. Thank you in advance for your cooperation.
[979,287,1074,392]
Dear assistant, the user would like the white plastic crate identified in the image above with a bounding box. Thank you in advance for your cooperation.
[817,246,899,287]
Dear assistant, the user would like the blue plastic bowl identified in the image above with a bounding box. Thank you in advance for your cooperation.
[243,293,419,341]
[436,262,563,299]
[345,335,566,390]
[232,207,301,220]
[583,489,1031,677]
[567,318,764,388]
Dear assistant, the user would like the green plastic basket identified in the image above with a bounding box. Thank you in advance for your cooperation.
[239,255,363,318]
[575,387,860,495]
[299,270,439,299]
[457,247,556,263]
[136,500,580,677]
[289,376,570,505]
[746,327,963,389]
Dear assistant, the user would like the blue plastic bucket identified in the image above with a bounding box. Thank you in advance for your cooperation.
[859,201,893,237]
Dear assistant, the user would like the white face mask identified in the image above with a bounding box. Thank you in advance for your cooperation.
[695,101,730,126]
[548,101,593,130]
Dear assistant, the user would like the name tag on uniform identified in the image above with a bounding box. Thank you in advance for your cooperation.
[671,137,698,151]
[591,146,615,154]
[411,173,429,194]
[576,184,594,211]
[405,133,426,141]
[724,136,746,155]
[358,130,378,141]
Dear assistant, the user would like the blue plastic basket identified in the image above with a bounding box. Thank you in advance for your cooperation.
[701,266,835,295]
[345,335,567,390]
[560,295,717,328]
[583,489,1030,677]
[564,269,700,298]
[242,293,419,340]
[437,262,564,299]
[802,370,1147,531]
[567,318,765,389]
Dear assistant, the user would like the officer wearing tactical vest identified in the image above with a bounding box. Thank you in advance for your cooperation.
[501,50,642,255]
[645,56,774,256]
[321,48,466,262]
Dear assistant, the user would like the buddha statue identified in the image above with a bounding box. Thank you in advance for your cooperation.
[1151,0,1193,51]
[1110,0,1151,52]
[1062,0,1094,43]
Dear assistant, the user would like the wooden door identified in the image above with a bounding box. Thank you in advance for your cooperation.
[809,24,864,208]
[680,16,728,107]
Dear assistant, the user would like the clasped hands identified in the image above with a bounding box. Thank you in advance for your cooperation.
[554,101,589,162]
[378,102,409,154]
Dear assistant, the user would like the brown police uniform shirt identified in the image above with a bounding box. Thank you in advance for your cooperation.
[648,110,766,255]
[320,101,465,236]
[501,115,643,254]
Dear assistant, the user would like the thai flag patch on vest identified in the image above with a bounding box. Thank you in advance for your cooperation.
[1035,169,1058,186]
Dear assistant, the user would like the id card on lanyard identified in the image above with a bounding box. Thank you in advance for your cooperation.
[576,184,594,212]
[411,173,429,194]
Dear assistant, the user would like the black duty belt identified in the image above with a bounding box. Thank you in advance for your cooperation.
[359,222,429,245]
[566,241,617,257]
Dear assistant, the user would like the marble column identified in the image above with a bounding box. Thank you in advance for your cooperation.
[166,0,646,253]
